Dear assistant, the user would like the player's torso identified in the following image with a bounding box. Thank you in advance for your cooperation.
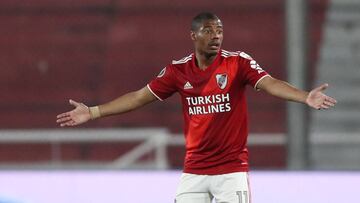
[170,50,248,149]
[169,50,251,174]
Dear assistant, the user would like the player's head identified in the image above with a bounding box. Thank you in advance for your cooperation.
[190,12,223,57]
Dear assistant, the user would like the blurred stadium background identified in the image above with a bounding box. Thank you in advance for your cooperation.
[0,0,359,202]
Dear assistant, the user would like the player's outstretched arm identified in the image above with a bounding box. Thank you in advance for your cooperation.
[56,86,157,127]
[257,76,337,110]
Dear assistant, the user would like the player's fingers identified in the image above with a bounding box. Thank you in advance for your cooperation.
[325,96,337,104]
[65,120,76,126]
[60,120,76,127]
[69,99,81,107]
[56,116,72,123]
[56,112,70,119]
[314,83,329,92]
[69,120,78,126]
[320,104,330,110]
[323,100,335,107]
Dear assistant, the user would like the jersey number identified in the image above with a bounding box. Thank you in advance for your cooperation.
[236,191,249,203]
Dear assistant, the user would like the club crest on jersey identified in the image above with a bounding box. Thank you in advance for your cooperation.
[215,74,228,90]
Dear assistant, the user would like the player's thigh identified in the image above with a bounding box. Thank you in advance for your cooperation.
[211,172,251,203]
[175,173,212,203]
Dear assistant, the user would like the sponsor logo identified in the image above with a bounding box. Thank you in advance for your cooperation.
[184,81,193,89]
[186,93,231,115]
[216,74,228,90]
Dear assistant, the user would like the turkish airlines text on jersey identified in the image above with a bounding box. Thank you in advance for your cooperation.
[186,93,231,115]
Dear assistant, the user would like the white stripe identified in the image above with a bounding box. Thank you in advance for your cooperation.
[178,55,192,62]
[221,51,238,54]
[172,57,192,64]
[172,58,191,64]
[221,53,238,58]
[221,52,238,57]
[239,52,253,60]
[222,50,231,54]
[172,54,192,64]
[146,84,163,101]
[222,50,239,55]
[221,53,238,56]
[254,75,271,91]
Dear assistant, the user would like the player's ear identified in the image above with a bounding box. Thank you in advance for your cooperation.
[190,31,196,41]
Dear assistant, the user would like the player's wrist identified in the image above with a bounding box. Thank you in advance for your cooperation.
[303,92,310,104]
[89,106,101,120]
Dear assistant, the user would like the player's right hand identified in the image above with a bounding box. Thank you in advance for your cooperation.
[56,99,91,127]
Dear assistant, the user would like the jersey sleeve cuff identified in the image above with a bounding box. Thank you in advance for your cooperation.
[254,75,271,91]
[147,84,164,101]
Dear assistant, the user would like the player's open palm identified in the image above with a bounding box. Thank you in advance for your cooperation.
[56,99,91,127]
[306,83,337,110]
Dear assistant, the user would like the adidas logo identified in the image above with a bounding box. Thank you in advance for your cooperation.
[184,81,193,89]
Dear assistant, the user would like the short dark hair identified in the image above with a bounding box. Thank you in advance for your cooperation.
[191,12,220,31]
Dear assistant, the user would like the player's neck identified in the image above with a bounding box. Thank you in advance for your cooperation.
[195,51,218,70]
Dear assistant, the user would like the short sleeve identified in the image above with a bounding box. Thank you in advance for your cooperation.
[147,66,177,101]
[238,52,270,90]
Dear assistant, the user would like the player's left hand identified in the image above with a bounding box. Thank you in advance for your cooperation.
[306,83,337,110]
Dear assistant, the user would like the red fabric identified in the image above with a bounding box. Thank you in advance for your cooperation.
[148,50,269,175]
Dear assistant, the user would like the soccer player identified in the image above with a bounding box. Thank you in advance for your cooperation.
[56,12,336,203]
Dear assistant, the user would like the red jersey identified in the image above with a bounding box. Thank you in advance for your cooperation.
[148,50,269,175]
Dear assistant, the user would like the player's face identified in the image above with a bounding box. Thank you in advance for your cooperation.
[191,19,223,57]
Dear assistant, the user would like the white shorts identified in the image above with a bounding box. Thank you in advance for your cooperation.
[175,172,251,203]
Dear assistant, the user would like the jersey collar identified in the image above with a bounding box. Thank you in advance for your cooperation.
[191,50,222,74]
